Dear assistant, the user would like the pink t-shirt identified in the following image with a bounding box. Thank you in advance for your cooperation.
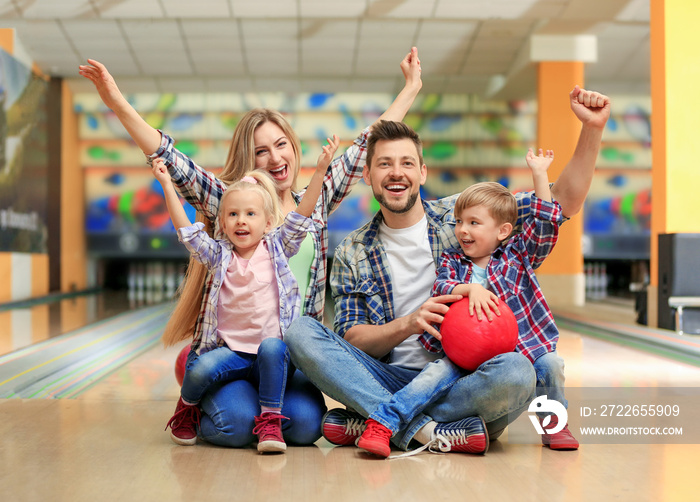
[216,241,281,354]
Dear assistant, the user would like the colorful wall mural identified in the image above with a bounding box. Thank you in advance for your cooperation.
[74,91,652,260]
[0,48,49,253]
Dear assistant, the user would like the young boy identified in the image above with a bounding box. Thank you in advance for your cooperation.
[356,147,579,457]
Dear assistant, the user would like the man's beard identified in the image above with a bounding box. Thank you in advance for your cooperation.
[373,190,419,214]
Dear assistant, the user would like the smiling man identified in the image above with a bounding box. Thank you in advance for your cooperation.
[285,86,610,456]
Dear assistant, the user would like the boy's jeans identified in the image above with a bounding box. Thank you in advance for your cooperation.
[533,351,568,411]
[370,356,464,435]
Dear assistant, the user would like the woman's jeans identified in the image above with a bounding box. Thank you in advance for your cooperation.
[285,316,536,451]
[181,337,327,447]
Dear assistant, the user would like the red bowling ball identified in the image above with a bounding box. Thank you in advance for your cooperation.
[440,298,519,371]
[174,344,191,387]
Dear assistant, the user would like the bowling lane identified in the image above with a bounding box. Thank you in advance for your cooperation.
[0,290,136,356]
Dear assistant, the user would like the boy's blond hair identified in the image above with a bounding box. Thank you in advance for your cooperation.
[454,182,517,226]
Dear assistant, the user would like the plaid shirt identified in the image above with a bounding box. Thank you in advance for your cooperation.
[420,196,564,363]
[150,128,368,348]
[330,192,533,341]
[177,212,315,354]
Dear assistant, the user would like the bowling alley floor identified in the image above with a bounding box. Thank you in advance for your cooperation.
[1,293,700,502]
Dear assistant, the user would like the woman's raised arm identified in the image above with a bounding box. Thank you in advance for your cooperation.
[79,59,162,155]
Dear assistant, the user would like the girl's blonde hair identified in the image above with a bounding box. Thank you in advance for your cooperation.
[219,170,283,231]
[161,108,299,347]
[454,182,517,226]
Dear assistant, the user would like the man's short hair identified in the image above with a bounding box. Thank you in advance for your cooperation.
[454,182,517,226]
[367,120,423,168]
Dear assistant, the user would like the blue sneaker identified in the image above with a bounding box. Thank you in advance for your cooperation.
[322,408,366,446]
[429,416,489,454]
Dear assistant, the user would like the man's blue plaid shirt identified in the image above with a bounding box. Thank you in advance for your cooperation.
[330,192,533,343]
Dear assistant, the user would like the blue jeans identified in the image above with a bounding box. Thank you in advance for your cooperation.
[533,351,568,409]
[370,357,464,435]
[198,369,326,447]
[286,317,536,450]
[181,337,293,408]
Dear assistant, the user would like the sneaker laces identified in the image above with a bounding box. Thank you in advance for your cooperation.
[387,432,466,459]
[253,412,289,436]
[344,416,366,437]
[431,431,468,452]
[165,402,201,431]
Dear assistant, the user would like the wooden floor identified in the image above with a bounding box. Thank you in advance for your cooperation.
[1,296,700,502]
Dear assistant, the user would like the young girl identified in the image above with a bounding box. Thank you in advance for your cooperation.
[155,135,339,453]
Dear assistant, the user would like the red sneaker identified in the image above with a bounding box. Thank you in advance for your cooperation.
[253,412,289,453]
[541,415,579,450]
[357,419,393,458]
[165,397,201,446]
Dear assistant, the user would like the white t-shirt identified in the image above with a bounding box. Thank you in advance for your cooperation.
[379,216,441,370]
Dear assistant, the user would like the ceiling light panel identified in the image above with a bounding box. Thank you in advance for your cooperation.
[355,19,420,75]
[241,20,298,74]
[8,20,70,54]
[120,20,191,74]
[434,0,540,20]
[366,0,437,18]
[160,0,231,18]
[414,20,477,74]
[300,0,366,18]
[180,20,244,76]
[300,20,358,75]
[10,0,90,18]
[62,20,130,59]
[97,0,164,18]
[230,0,297,18]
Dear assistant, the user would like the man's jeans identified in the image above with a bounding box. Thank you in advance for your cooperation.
[286,317,536,450]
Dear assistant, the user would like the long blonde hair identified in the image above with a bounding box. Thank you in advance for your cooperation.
[161,109,301,347]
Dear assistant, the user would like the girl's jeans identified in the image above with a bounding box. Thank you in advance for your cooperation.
[181,337,293,408]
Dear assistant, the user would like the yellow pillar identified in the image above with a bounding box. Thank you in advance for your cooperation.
[648,0,700,326]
